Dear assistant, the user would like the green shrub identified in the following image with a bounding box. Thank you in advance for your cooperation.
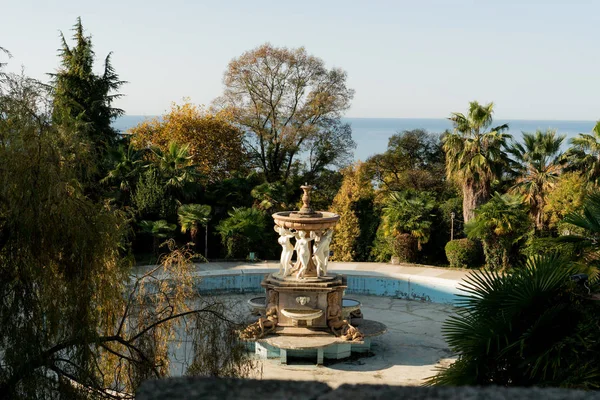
[445,238,480,268]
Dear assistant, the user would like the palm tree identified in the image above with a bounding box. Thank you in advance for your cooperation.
[443,101,511,222]
[101,144,146,202]
[381,190,436,251]
[178,204,211,256]
[216,207,268,259]
[151,142,199,200]
[426,254,600,388]
[139,219,176,254]
[465,193,529,270]
[565,121,600,184]
[508,129,565,231]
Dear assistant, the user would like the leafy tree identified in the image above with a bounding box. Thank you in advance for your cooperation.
[565,121,600,184]
[508,129,565,231]
[132,168,172,219]
[178,204,211,245]
[544,172,588,234]
[217,43,355,182]
[443,101,511,222]
[51,18,125,158]
[250,181,289,212]
[367,129,445,194]
[330,162,378,261]
[466,193,530,270]
[129,102,248,183]
[216,207,269,259]
[381,190,436,251]
[0,71,255,399]
[427,254,600,388]
[303,118,356,182]
[558,192,600,280]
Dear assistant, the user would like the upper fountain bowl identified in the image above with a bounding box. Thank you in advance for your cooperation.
[272,210,339,231]
[272,184,339,231]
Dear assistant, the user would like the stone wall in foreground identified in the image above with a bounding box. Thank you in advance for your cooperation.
[137,377,600,400]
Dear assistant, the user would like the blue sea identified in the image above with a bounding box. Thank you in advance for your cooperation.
[114,116,597,162]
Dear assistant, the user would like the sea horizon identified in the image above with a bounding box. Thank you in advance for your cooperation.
[114,116,598,162]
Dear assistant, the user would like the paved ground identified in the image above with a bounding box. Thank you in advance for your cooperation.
[161,262,465,386]
[256,293,456,387]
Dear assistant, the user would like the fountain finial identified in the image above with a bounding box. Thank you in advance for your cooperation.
[298,184,314,215]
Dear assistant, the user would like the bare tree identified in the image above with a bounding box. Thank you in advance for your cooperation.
[217,43,354,182]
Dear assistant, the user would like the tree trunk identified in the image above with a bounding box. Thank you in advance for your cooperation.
[462,181,490,223]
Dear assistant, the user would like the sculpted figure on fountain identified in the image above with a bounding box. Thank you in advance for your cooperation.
[313,229,333,277]
[293,230,314,279]
[275,226,295,277]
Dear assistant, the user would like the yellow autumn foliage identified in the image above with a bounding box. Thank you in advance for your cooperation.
[129,102,248,183]
[329,162,374,261]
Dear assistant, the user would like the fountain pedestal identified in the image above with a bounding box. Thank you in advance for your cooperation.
[262,273,346,329]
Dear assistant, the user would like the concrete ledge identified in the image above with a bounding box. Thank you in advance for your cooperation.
[137,377,600,400]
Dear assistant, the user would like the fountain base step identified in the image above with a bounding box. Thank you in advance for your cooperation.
[254,337,373,365]
[275,327,331,336]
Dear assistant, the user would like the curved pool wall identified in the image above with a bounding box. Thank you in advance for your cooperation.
[192,269,461,304]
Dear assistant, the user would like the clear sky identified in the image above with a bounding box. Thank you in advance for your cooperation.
[1,0,599,120]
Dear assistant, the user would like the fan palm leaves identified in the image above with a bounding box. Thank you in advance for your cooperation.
[139,219,176,254]
[382,190,436,251]
[102,144,146,192]
[465,193,530,270]
[558,192,600,280]
[443,101,511,222]
[177,204,211,244]
[565,121,600,184]
[151,142,199,199]
[508,129,565,230]
[427,254,600,388]
[216,207,268,259]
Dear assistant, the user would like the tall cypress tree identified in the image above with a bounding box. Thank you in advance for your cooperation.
[51,18,125,160]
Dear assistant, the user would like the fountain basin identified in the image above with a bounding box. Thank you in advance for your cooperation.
[247,296,266,315]
[248,296,363,321]
[341,298,361,319]
[280,308,323,321]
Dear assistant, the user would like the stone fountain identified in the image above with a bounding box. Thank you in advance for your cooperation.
[240,185,386,364]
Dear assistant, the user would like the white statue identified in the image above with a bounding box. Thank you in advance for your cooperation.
[313,229,333,277]
[293,230,314,279]
[275,226,295,277]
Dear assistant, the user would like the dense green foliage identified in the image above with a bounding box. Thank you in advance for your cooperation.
[215,207,272,259]
[444,239,481,268]
[427,254,600,388]
[465,193,530,270]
